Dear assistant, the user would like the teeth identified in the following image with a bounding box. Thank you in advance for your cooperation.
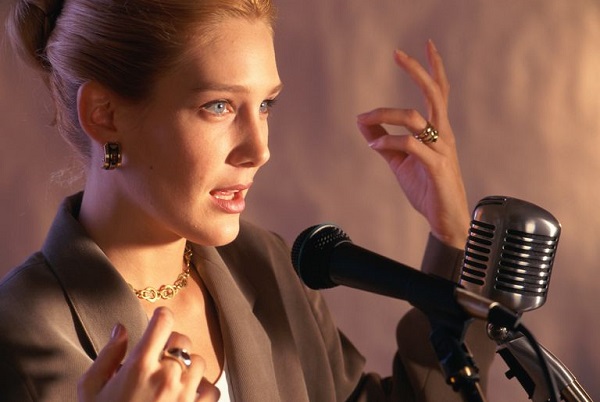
[213,191,237,200]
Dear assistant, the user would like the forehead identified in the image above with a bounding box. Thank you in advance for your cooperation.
[174,17,280,89]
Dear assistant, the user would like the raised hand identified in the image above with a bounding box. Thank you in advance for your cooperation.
[357,40,470,249]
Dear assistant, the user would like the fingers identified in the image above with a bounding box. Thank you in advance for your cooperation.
[393,42,450,129]
[181,354,208,399]
[195,377,221,402]
[133,306,177,368]
[358,108,428,136]
[426,40,450,103]
[146,313,205,401]
[359,42,457,153]
[120,307,200,397]
[362,128,439,173]
[78,323,128,400]
[357,108,442,156]
[155,312,211,402]
[161,331,193,371]
[79,307,212,402]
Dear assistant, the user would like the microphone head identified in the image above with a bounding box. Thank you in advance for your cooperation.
[291,223,351,289]
[460,196,561,313]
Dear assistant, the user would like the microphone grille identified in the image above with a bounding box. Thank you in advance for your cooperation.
[291,223,351,289]
[460,196,560,312]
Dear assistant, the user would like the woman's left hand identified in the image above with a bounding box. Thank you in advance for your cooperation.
[78,307,219,402]
[357,40,469,249]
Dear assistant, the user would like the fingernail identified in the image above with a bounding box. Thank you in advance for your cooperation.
[111,323,123,339]
[428,39,438,52]
[368,138,382,149]
[394,49,408,60]
[356,112,369,122]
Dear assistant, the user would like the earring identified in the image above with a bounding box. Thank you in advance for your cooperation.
[102,142,122,170]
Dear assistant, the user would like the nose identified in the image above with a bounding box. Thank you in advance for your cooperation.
[227,114,270,168]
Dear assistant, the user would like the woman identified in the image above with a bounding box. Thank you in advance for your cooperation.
[1,0,493,400]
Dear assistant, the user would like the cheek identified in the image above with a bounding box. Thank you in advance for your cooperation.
[125,116,189,168]
[163,135,226,189]
[125,110,231,182]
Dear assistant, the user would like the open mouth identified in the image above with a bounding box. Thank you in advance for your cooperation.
[209,186,248,214]
[211,190,239,201]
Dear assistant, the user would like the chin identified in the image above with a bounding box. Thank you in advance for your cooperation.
[185,214,241,246]
[207,219,241,246]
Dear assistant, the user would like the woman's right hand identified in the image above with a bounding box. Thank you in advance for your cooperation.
[78,307,219,402]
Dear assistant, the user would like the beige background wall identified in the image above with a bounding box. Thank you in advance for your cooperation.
[1,0,599,400]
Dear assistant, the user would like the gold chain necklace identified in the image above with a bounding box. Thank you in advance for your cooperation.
[129,245,193,303]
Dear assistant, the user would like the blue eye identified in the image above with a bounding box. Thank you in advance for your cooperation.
[259,99,278,114]
[203,100,230,115]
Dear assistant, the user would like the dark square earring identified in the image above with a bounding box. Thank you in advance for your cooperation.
[102,142,122,170]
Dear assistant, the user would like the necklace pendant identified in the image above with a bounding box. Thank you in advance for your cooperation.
[159,284,177,300]
[129,244,194,303]
[139,287,161,303]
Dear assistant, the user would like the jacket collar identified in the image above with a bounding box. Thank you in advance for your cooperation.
[41,192,148,357]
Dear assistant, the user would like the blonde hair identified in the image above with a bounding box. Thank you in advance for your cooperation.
[7,0,276,160]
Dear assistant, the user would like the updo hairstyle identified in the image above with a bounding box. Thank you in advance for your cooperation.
[6,0,276,161]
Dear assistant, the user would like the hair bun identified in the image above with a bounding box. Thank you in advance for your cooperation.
[7,0,65,71]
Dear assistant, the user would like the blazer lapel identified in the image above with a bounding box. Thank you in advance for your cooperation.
[192,244,282,401]
[41,194,148,358]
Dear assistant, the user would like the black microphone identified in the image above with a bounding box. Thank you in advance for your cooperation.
[459,196,591,402]
[291,223,518,328]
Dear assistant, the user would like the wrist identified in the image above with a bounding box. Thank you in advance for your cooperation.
[431,231,467,250]
[431,215,470,250]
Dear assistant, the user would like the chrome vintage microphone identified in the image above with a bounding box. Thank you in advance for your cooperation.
[459,196,592,402]
[460,195,559,312]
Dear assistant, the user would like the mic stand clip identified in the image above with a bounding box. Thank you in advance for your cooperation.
[427,313,488,402]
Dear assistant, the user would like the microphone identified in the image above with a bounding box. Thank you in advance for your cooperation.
[459,196,591,402]
[459,195,560,312]
[291,223,518,327]
[291,221,520,399]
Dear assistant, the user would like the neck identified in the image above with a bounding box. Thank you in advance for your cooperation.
[78,182,188,287]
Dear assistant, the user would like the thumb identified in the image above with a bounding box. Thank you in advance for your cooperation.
[78,323,128,400]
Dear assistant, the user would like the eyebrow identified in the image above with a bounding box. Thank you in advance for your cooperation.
[192,82,284,95]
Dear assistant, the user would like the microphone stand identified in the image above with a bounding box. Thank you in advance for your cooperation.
[488,324,593,402]
[427,314,488,402]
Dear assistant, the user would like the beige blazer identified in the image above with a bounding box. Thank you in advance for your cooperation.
[0,193,494,401]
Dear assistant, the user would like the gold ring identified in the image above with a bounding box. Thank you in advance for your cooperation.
[161,347,192,370]
[413,122,439,144]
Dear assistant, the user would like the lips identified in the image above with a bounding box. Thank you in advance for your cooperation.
[210,184,250,214]
[212,190,239,201]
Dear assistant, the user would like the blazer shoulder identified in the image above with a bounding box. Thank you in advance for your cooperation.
[0,251,67,327]
[0,252,55,297]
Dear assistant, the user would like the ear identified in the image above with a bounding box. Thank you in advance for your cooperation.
[77,81,118,145]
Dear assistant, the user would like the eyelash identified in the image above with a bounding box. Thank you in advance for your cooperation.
[260,98,278,114]
[202,100,231,116]
[201,98,279,116]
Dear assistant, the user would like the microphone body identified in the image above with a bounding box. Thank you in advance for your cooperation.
[460,196,560,312]
[291,223,517,326]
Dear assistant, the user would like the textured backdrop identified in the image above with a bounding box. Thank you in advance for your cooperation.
[1,0,599,400]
